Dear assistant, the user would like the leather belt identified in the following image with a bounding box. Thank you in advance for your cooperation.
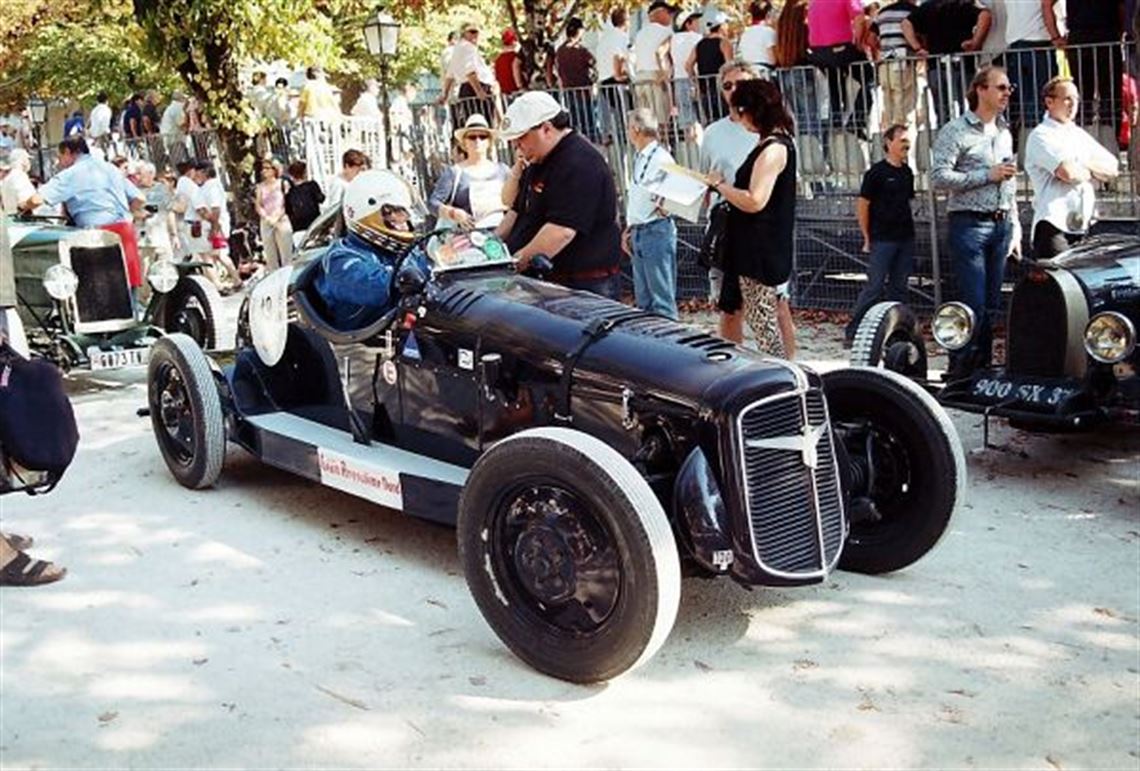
[954,210,1008,222]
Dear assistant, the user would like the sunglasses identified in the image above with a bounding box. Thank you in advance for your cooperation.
[465,133,491,141]
[985,83,1015,93]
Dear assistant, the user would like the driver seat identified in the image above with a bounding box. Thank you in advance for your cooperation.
[290,257,399,346]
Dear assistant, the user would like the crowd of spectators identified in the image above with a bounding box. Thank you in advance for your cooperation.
[1,1,1135,362]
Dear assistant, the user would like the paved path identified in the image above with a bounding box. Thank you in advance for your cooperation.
[1,318,1137,769]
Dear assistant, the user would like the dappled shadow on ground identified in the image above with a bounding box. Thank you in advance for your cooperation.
[2,338,1138,768]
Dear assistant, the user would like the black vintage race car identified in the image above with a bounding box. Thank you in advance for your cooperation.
[2,213,222,371]
[851,224,1140,436]
[145,173,965,683]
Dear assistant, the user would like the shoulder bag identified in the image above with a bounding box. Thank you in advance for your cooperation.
[698,200,731,271]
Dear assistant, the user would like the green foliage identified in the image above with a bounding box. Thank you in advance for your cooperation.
[8,19,179,106]
[331,0,509,90]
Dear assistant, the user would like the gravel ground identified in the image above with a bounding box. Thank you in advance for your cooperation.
[1,303,1137,769]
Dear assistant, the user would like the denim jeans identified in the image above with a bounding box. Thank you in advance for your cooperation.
[947,213,1013,373]
[563,88,599,143]
[1002,42,1056,139]
[630,217,678,319]
[845,238,916,339]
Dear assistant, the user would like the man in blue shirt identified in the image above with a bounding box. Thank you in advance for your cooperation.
[22,136,146,288]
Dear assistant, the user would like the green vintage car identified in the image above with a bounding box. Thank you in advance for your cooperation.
[1,213,222,371]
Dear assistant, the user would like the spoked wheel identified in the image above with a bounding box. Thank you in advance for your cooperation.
[163,276,222,350]
[850,301,928,379]
[147,333,225,489]
[458,428,680,683]
[823,367,965,574]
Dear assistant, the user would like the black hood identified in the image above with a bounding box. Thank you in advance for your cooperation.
[430,270,806,408]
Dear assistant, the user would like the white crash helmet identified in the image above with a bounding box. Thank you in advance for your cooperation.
[343,169,426,253]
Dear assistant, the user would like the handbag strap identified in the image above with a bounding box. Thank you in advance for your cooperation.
[447,164,462,206]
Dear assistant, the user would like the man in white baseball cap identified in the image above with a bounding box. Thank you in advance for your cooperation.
[495,91,622,298]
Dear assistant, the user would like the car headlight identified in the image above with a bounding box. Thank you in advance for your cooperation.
[1084,312,1136,364]
[42,264,79,301]
[931,302,975,351]
[147,259,180,294]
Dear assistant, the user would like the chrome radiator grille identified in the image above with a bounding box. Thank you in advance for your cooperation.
[737,388,846,577]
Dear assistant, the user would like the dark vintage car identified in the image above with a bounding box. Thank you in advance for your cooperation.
[1,213,222,371]
[850,225,1140,436]
[144,172,965,683]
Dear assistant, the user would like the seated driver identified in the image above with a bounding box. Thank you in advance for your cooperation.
[315,171,423,330]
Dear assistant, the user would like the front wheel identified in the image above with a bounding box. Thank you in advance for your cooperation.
[147,333,226,489]
[824,367,965,574]
[850,301,928,379]
[458,427,681,683]
[163,275,222,350]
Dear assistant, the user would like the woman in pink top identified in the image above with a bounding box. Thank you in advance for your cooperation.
[255,159,293,271]
[805,0,873,133]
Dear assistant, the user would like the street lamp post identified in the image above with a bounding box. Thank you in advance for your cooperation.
[362,7,401,168]
[27,95,48,181]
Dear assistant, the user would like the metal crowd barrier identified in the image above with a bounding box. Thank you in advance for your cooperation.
[36,40,1131,317]
[404,40,1135,314]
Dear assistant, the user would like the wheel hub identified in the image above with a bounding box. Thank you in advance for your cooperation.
[514,525,577,604]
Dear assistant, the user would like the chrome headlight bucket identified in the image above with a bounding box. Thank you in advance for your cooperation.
[147,259,180,294]
[1084,312,1136,364]
[931,302,976,351]
[42,264,79,300]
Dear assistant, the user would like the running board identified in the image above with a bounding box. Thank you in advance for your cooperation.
[243,412,469,525]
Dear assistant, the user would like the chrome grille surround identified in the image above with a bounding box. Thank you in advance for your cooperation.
[735,386,847,579]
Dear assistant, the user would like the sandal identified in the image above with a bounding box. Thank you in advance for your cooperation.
[2,533,34,551]
[0,551,66,586]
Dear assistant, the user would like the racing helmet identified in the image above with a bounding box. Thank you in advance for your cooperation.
[343,170,427,254]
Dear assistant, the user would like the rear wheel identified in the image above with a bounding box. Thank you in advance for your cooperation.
[850,301,928,379]
[824,367,965,574]
[163,275,222,350]
[147,333,225,489]
[458,427,681,683]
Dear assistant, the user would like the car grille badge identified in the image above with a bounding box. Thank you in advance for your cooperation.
[745,422,828,470]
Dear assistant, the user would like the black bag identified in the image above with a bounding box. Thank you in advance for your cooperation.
[699,201,731,271]
[0,344,79,478]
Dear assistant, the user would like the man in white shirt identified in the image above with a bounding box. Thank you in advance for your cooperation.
[172,161,203,260]
[193,162,242,291]
[737,1,777,68]
[351,80,381,117]
[1024,76,1120,260]
[595,9,634,144]
[0,150,36,214]
[322,149,371,213]
[670,10,702,131]
[995,0,1063,138]
[622,107,678,319]
[632,0,675,128]
[159,92,187,164]
[88,92,113,149]
[439,22,497,125]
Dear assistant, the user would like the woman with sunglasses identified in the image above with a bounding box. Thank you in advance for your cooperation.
[704,78,796,357]
[429,114,510,229]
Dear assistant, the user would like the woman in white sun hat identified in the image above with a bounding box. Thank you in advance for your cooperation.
[428,113,510,229]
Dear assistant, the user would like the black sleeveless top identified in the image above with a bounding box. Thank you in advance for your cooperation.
[695,37,726,77]
[724,133,796,285]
